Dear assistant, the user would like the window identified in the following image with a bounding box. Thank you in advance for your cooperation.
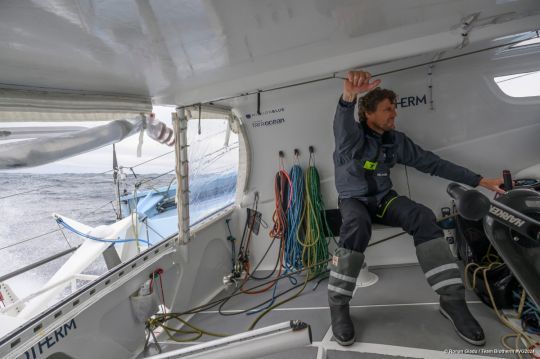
[509,30,540,49]
[494,71,540,98]
[185,107,239,226]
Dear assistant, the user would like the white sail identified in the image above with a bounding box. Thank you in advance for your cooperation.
[0,117,144,169]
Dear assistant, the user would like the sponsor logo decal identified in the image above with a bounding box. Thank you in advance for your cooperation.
[245,107,286,128]
[395,95,427,108]
[489,206,525,227]
[252,118,285,128]
[24,319,77,359]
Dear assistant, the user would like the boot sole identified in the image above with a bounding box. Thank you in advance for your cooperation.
[439,307,486,346]
[333,334,356,347]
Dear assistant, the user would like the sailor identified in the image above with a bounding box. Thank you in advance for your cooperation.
[329,70,504,346]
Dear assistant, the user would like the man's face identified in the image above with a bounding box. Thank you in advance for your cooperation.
[365,98,397,133]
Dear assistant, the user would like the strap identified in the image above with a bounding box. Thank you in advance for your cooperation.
[376,192,399,218]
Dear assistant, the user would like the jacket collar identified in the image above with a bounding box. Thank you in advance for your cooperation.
[361,121,394,144]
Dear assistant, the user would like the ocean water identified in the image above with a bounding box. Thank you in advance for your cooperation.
[0,172,236,299]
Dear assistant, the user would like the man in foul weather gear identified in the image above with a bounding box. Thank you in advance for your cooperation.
[329,70,504,346]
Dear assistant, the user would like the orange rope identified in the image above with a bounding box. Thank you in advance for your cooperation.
[240,169,291,295]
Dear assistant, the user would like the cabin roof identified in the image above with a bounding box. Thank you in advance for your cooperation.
[0,0,539,106]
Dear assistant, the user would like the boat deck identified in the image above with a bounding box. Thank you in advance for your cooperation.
[142,264,515,359]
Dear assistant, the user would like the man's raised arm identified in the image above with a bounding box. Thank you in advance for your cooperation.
[334,71,380,155]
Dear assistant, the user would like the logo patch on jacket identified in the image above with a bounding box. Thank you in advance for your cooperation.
[332,255,339,266]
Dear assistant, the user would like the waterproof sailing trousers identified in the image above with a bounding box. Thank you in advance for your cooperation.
[332,195,485,346]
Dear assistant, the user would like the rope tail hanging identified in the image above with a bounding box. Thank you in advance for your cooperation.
[240,152,291,295]
[246,152,295,314]
[285,149,304,270]
[299,146,332,277]
[269,150,292,268]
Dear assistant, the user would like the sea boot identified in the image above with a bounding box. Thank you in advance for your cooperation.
[328,247,364,346]
[416,238,485,346]
[439,295,485,345]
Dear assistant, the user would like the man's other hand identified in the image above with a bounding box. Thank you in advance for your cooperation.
[479,178,505,194]
[342,71,381,102]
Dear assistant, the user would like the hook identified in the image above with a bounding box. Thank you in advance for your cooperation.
[251,191,260,211]
[257,91,261,115]
[308,146,315,166]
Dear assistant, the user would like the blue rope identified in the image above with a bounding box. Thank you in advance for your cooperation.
[56,217,152,246]
[285,165,304,271]
[513,291,540,334]
[247,280,280,315]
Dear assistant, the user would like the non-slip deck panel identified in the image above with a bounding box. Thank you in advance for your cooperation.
[150,264,514,358]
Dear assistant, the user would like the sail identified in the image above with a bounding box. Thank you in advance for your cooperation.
[0,117,144,169]
[0,126,87,140]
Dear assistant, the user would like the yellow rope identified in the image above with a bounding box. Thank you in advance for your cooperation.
[465,248,538,357]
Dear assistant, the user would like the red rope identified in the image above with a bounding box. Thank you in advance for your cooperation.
[240,169,291,295]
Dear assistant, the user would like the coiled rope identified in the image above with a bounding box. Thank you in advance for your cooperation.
[298,153,331,277]
[285,164,304,270]
[240,158,291,296]
[465,242,540,358]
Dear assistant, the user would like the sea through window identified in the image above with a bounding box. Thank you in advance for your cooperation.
[186,110,239,226]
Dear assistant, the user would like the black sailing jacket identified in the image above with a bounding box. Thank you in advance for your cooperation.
[333,97,482,204]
